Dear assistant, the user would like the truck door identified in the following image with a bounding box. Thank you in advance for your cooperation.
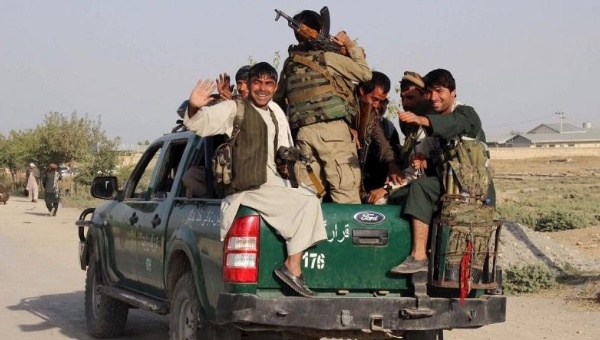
[105,142,165,287]
[135,139,189,297]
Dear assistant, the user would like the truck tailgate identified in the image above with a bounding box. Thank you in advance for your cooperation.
[257,203,413,293]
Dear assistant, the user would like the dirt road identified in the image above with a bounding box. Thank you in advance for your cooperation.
[0,197,169,339]
[1,196,599,339]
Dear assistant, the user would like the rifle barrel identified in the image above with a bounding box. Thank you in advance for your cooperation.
[274,9,292,22]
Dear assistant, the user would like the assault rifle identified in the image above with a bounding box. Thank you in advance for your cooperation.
[274,7,348,56]
[277,146,326,198]
[356,101,375,168]
[355,101,375,199]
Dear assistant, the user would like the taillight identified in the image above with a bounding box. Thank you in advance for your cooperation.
[223,215,260,283]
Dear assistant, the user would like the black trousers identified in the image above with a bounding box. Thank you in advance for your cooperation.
[44,192,60,215]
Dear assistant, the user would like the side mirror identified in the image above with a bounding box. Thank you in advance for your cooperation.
[91,176,118,200]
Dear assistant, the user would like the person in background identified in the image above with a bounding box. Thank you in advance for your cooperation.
[355,71,403,204]
[398,70,435,174]
[216,65,251,100]
[43,163,62,216]
[0,184,9,204]
[182,166,208,198]
[26,163,39,203]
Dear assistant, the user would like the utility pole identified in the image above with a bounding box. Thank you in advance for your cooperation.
[555,111,565,133]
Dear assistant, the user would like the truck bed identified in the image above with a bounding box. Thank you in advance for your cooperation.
[256,203,413,294]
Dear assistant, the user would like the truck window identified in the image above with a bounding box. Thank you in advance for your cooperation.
[177,138,209,198]
[155,141,188,198]
[125,144,164,200]
[124,139,189,200]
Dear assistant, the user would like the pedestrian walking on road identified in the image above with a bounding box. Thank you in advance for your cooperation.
[26,163,39,203]
[43,163,62,216]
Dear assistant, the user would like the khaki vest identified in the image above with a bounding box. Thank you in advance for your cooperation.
[283,50,357,129]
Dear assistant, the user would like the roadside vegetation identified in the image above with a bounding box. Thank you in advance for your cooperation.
[0,111,121,201]
[494,156,600,298]
[58,164,136,209]
[494,157,600,232]
[504,264,557,294]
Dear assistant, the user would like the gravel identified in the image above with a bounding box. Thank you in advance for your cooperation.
[497,221,600,272]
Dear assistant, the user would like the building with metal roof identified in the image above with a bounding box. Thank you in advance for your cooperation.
[492,122,600,148]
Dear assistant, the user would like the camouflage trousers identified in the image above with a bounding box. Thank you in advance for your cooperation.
[295,119,361,203]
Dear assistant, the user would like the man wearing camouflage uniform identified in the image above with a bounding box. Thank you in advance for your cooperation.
[274,9,371,203]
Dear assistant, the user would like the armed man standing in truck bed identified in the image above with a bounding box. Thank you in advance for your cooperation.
[274,8,372,203]
[184,62,326,297]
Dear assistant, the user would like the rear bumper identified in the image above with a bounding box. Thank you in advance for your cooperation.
[216,293,505,332]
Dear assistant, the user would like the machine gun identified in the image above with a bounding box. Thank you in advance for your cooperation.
[274,7,348,56]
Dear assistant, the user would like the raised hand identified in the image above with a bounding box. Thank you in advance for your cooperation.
[189,79,217,113]
[216,73,233,100]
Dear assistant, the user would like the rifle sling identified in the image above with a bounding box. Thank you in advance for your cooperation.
[305,164,326,198]
[287,85,332,103]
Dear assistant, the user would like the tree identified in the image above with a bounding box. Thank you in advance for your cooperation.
[0,111,120,188]
[0,129,42,189]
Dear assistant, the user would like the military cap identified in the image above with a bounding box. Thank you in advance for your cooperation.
[401,71,425,89]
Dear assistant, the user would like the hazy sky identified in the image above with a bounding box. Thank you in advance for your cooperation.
[1,0,598,145]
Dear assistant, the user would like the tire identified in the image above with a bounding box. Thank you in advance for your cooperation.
[404,330,443,340]
[169,272,241,340]
[84,256,129,338]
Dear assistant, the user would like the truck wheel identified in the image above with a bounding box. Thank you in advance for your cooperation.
[85,257,129,338]
[404,330,443,340]
[170,272,203,340]
[170,272,242,340]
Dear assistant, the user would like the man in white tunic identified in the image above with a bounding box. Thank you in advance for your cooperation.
[184,62,326,297]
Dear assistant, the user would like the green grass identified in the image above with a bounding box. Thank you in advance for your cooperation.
[494,157,600,231]
[504,264,557,294]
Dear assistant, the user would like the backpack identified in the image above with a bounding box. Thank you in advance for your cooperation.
[434,137,498,295]
[445,136,493,199]
[212,100,244,190]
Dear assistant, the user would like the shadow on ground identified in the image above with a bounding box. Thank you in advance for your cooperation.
[504,221,566,273]
[505,221,600,307]
[7,291,169,339]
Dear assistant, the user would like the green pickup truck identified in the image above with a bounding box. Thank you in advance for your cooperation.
[77,127,505,340]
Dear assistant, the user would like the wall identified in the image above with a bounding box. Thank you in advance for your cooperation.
[490,147,600,160]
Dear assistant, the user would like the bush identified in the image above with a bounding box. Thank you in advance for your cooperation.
[504,264,556,294]
[534,210,586,232]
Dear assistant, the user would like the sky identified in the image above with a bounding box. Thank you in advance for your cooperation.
[1,0,599,146]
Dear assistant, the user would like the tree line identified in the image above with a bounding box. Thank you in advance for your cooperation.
[0,111,120,190]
